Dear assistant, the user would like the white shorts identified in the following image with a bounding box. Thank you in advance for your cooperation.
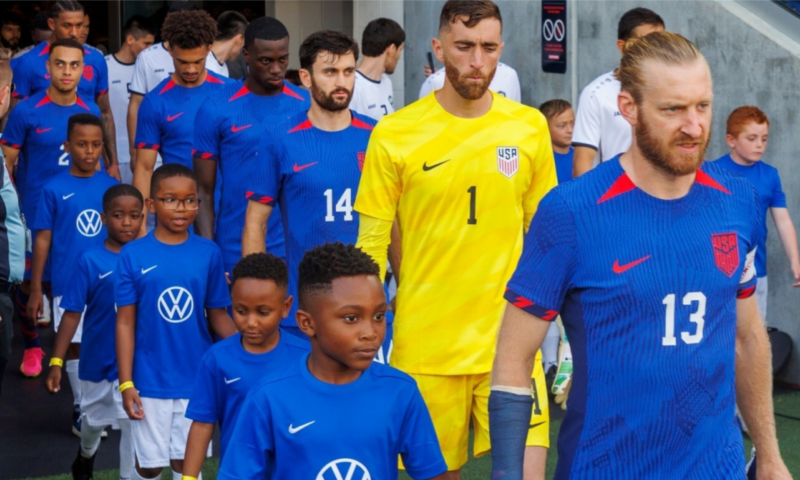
[80,379,126,429]
[132,397,210,468]
[119,163,133,185]
[756,276,768,325]
[53,296,85,343]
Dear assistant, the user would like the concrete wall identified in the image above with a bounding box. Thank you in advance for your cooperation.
[273,0,354,69]
[403,0,800,382]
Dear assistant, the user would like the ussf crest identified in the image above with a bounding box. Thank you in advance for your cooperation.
[711,232,739,278]
[497,146,519,178]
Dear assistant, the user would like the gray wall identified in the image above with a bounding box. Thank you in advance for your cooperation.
[404,0,800,382]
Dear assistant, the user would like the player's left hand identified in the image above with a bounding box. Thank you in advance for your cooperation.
[46,366,61,393]
[790,262,800,287]
[756,458,793,480]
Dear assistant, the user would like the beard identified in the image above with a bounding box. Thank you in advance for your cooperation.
[310,79,352,112]
[635,110,709,176]
[0,36,18,49]
[443,56,495,100]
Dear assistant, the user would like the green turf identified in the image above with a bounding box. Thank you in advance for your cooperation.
[15,393,800,480]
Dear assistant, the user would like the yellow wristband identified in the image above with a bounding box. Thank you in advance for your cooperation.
[119,381,135,393]
[49,357,63,367]
[182,477,198,480]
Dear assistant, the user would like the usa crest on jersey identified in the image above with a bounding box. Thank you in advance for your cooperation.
[357,151,366,172]
[497,146,519,178]
[711,232,739,278]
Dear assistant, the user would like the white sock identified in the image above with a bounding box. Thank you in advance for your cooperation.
[541,322,560,370]
[65,360,82,406]
[132,469,159,480]
[80,421,104,457]
[172,470,182,480]
[119,418,134,480]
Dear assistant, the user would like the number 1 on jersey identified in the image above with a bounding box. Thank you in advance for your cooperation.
[324,188,353,222]
[467,186,477,225]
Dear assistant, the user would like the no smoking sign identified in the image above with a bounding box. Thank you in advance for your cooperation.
[542,0,567,74]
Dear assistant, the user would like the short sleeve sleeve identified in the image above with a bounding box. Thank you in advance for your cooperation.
[0,102,30,149]
[245,131,282,206]
[95,54,109,96]
[60,254,91,313]
[205,246,231,309]
[114,250,138,307]
[185,353,220,423]
[128,55,149,96]
[10,56,31,99]
[770,169,787,208]
[217,392,273,480]
[33,184,56,231]
[398,386,448,479]
[522,115,558,230]
[571,84,601,151]
[505,191,578,321]
[353,121,402,221]
[738,186,761,299]
[134,94,162,151]
[192,97,222,162]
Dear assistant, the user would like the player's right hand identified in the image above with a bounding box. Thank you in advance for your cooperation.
[45,367,61,393]
[123,388,145,420]
[26,288,43,320]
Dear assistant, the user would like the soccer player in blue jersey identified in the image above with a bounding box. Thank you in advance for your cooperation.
[46,184,144,480]
[242,30,380,340]
[1,38,102,378]
[193,17,310,272]
[489,32,792,480]
[219,242,447,480]
[133,10,227,210]
[30,113,118,434]
[116,164,234,480]
[10,0,121,178]
[183,253,309,477]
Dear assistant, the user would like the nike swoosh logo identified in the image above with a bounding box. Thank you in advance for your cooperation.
[613,255,651,274]
[422,159,450,171]
[288,421,315,434]
[62,193,75,200]
[99,271,113,279]
[231,124,252,133]
[141,265,157,274]
[224,377,241,384]
[530,421,546,429]
[167,112,184,122]
[293,162,318,172]
[36,128,52,134]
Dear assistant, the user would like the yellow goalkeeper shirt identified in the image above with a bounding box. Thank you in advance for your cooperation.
[354,92,558,375]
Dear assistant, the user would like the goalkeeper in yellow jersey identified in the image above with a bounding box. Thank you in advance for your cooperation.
[354,1,557,478]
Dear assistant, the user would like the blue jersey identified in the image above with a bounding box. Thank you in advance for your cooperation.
[218,356,446,480]
[246,112,376,327]
[135,72,228,169]
[60,246,120,382]
[186,331,309,459]
[505,158,760,480]
[714,154,786,276]
[0,91,101,228]
[10,42,109,100]
[554,147,574,185]
[115,233,231,399]
[193,80,310,270]
[34,172,118,296]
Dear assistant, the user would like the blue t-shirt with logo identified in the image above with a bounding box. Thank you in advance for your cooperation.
[61,246,120,382]
[218,356,447,480]
[554,147,574,185]
[34,172,118,296]
[186,331,309,459]
[115,232,231,398]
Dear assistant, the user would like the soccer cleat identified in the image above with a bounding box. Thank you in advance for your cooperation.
[71,446,96,480]
[20,347,45,377]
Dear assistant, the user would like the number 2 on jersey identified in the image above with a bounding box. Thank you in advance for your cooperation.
[662,292,706,346]
[324,188,353,222]
[58,144,70,166]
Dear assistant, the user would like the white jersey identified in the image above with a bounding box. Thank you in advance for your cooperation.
[572,70,632,163]
[128,43,228,96]
[418,61,521,102]
[349,71,394,121]
[105,54,135,167]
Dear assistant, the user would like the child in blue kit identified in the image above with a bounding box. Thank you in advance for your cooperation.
[30,113,119,433]
[182,253,309,478]
[46,184,145,480]
[115,164,235,480]
[539,99,575,185]
[219,242,447,480]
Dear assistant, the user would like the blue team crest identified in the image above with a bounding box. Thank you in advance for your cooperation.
[317,458,371,480]
[711,232,739,278]
[497,146,519,178]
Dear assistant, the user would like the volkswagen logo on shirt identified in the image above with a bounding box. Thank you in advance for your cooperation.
[316,459,371,480]
[157,287,194,323]
[76,209,103,237]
